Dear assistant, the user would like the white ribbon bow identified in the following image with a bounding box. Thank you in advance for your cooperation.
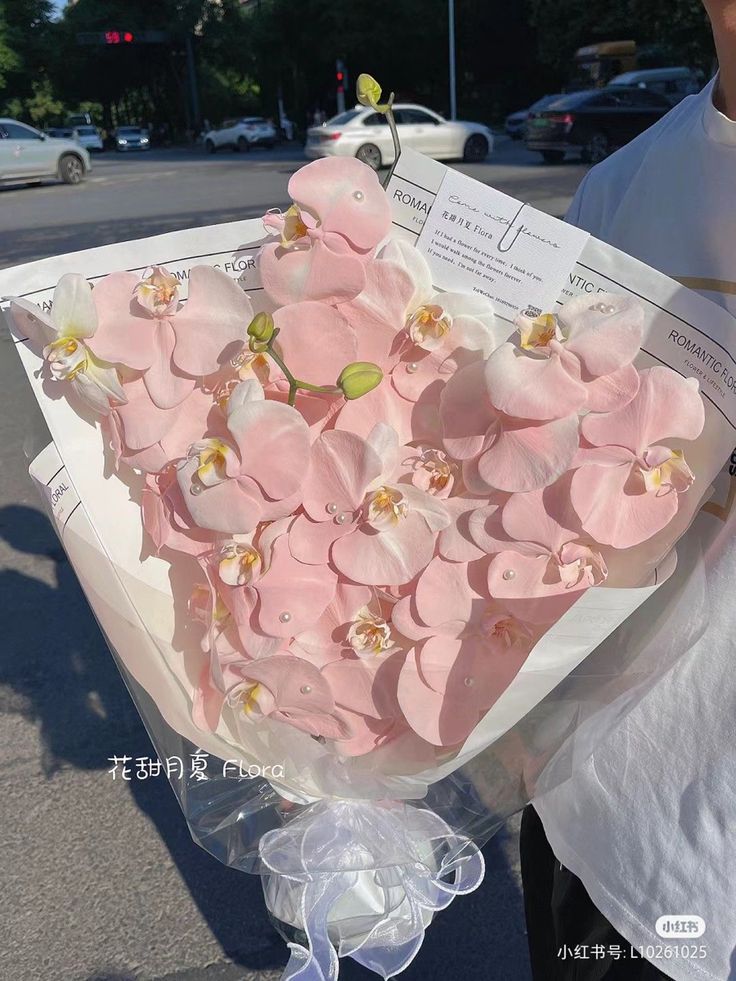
[259,799,485,979]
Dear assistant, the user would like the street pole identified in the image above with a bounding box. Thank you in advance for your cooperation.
[448,0,457,120]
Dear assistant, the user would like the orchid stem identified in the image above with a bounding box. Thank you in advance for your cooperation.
[260,336,340,407]
[383,94,401,189]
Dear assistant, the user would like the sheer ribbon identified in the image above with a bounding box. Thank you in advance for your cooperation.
[260,799,485,980]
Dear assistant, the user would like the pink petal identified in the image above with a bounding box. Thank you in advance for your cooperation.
[255,537,337,637]
[302,430,383,521]
[116,376,180,450]
[295,581,373,662]
[438,496,488,562]
[227,399,310,501]
[90,272,156,370]
[477,414,580,493]
[581,367,705,455]
[337,258,414,365]
[467,501,510,554]
[176,458,264,533]
[335,380,417,445]
[170,265,252,377]
[273,301,357,387]
[415,556,480,627]
[142,319,196,409]
[288,157,391,251]
[440,360,496,460]
[487,550,584,624]
[559,293,644,377]
[570,461,680,548]
[332,511,438,586]
[323,652,403,719]
[501,483,580,553]
[484,343,587,420]
[259,240,367,307]
[289,512,353,566]
[583,362,640,412]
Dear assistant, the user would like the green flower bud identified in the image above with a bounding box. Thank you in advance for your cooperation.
[247,312,275,348]
[337,361,383,400]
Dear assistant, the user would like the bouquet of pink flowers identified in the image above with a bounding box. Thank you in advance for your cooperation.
[8,153,705,760]
[5,75,724,980]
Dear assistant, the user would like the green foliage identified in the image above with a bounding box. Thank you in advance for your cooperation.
[0,0,719,137]
[527,0,714,74]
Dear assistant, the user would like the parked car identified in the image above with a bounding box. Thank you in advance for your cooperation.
[525,86,672,164]
[45,127,75,140]
[74,124,104,153]
[0,118,90,185]
[505,95,563,139]
[306,104,493,169]
[609,67,702,106]
[204,117,278,153]
[113,126,151,151]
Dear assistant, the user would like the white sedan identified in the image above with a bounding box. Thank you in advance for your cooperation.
[204,117,277,153]
[0,118,91,185]
[305,104,493,168]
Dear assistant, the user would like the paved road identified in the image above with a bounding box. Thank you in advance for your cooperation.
[0,140,588,981]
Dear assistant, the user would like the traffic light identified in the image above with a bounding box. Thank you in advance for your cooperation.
[104,30,134,44]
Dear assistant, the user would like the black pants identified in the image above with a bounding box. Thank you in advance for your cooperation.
[520,806,672,980]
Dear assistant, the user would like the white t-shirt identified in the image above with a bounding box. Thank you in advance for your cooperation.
[534,78,736,981]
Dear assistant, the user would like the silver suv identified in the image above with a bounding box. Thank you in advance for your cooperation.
[0,119,91,185]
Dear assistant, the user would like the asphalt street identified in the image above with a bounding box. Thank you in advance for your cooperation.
[0,138,588,981]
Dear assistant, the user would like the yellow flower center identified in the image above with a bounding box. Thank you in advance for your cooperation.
[518,313,563,350]
[43,336,89,381]
[407,304,452,350]
[219,542,261,587]
[347,607,395,656]
[367,485,408,528]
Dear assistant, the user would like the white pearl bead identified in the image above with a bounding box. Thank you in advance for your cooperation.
[326,502,338,514]
[407,362,419,374]
[190,483,203,496]
[353,190,365,201]
[279,611,292,623]
[300,684,312,694]
[335,512,348,525]
[464,676,475,687]
[502,569,515,581]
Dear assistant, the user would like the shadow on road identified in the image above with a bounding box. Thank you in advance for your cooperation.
[0,503,530,980]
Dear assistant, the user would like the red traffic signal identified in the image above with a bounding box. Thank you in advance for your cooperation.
[336,71,344,82]
[105,30,134,44]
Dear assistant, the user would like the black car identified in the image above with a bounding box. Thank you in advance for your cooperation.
[525,87,672,164]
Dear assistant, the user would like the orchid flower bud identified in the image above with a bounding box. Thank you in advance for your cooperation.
[337,361,383,400]
[356,74,392,113]
[247,311,275,350]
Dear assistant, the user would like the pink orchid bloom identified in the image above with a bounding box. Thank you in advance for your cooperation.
[570,366,705,548]
[91,265,252,410]
[108,377,218,474]
[293,582,393,666]
[270,300,358,389]
[141,467,220,557]
[260,157,391,306]
[203,518,337,657]
[336,240,499,403]
[289,424,450,586]
[177,379,310,534]
[198,653,352,741]
[321,650,407,756]
[397,626,533,747]
[9,274,126,416]
[482,479,608,624]
[484,293,643,422]
[440,360,580,494]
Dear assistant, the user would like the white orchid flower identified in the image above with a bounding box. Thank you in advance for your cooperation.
[8,274,126,415]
